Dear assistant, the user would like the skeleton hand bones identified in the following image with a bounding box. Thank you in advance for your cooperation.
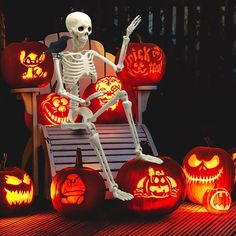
[116,15,142,73]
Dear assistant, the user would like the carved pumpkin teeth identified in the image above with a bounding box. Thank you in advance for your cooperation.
[183,167,223,184]
[4,186,33,205]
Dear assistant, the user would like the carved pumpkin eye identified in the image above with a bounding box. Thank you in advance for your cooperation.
[188,154,202,167]
[204,155,219,169]
[160,177,165,183]
[52,98,61,107]
[5,175,22,185]
[23,174,31,185]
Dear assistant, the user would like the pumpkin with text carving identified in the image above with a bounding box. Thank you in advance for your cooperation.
[182,146,235,204]
[1,41,54,88]
[115,43,166,87]
[0,154,34,215]
[82,76,135,123]
[50,149,105,217]
[203,188,231,214]
[116,156,186,215]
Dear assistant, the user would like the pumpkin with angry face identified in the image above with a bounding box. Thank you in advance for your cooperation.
[182,146,235,204]
[0,154,34,214]
[116,156,186,215]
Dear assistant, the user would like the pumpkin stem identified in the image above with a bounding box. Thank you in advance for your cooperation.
[203,136,214,147]
[75,148,83,168]
[137,33,143,43]
[0,153,7,170]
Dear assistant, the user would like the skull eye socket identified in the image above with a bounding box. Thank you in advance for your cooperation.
[88,27,92,32]
[204,155,220,169]
[188,154,202,167]
[78,26,84,32]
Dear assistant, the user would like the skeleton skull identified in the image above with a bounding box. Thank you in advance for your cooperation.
[65,12,92,50]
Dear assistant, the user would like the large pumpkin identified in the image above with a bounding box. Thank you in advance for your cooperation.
[50,148,106,217]
[1,41,54,88]
[203,188,231,214]
[0,154,34,214]
[115,43,166,87]
[82,76,135,123]
[116,156,186,216]
[182,146,235,204]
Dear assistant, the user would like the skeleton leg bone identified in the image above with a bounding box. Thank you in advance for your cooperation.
[87,123,133,201]
[91,90,163,164]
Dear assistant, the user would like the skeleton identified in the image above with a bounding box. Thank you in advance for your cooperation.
[53,11,163,201]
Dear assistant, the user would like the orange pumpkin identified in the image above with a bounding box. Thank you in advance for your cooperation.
[227,147,236,199]
[116,156,186,216]
[1,41,54,88]
[182,146,235,204]
[203,188,231,214]
[82,76,135,123]
[50,149,105,217]
[0,154,34,215]
[115,43,166,87]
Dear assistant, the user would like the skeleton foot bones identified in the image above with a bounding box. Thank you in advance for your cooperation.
[54,12,163,201]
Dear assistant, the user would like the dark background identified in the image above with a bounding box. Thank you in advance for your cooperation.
[0,0,236,168]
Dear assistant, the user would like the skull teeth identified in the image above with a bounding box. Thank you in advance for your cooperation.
[183,167,223,184]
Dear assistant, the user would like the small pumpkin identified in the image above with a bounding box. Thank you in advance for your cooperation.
[0,153,34,214]
[182,146,235,204]
[1,40,54,88]
[50,148,106,217]
[115,42,166,87]
[203,188,231,214]
[116,156,186,216]
[82,76,135,123]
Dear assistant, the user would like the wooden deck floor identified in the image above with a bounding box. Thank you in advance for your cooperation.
[0,198,235,236]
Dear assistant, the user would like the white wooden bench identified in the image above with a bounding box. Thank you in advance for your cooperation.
[12,33,158,199]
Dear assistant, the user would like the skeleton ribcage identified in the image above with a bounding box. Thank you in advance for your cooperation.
[61,50,97,87]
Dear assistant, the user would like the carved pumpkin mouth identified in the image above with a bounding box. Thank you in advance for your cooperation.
[4,186,33,205]
[63,190,85,196]
[210,190,231,211]
[183,167,223,184]
[44,105,67,125]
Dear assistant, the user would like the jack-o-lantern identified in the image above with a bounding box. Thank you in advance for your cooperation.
[115,43,166,87]
[37,92,78,126]
[0,153,34,214]
[50,148,105,217]
[116,156,186,215]
[203,188,231,214]
[82,76,135,123]
[24,92,79,130]
[1,41,54,88]
[182,146,235,204]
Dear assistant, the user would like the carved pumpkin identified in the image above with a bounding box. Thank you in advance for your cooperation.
[182,146,235,204]
[116,156,186,215]
[82,76,135,123]
[203,188,231,214]
[0,154,34,214]
[24,92,79,130]
[1,41,54,88]
[50,148,105,217]
[115,43,166,87]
